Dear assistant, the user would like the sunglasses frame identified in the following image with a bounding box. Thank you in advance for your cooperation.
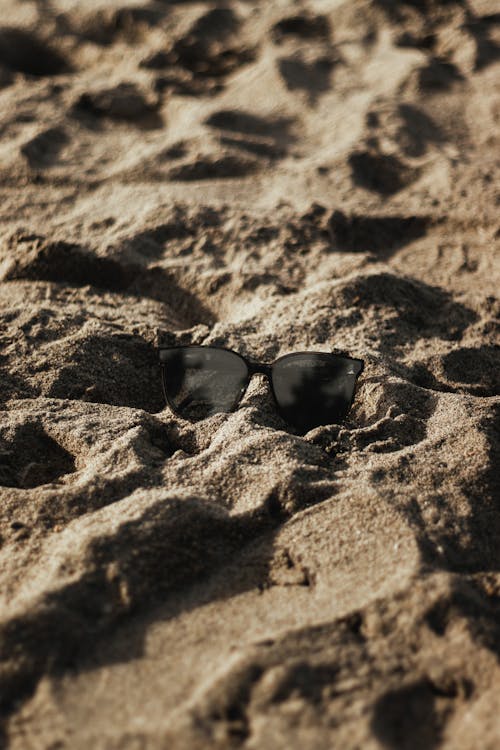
[157,345,365,429]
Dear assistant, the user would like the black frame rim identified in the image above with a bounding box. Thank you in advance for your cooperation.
[157,344,365,428]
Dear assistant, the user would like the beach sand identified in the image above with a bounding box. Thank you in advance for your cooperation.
[0,0,499,747]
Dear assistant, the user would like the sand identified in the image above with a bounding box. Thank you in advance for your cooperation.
[0,0,499,748]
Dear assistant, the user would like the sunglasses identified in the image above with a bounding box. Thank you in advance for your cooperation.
[158,345,364,432]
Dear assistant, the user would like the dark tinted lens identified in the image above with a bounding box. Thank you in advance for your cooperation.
[271,353,363,431]
[160,347,249,421]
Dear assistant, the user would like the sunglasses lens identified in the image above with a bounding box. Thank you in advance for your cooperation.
[272,353,363,432]
[160,347,249,421]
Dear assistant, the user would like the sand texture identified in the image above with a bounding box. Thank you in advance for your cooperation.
[0,0,499,747]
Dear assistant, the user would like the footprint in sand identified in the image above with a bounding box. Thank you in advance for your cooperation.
[277,53,337,105]
[328,210,431,256]
[271,13,331,42]
[73,82,162,128]
[20,126,69,168]
[205,109,297,161]
[0,27,69,77]
[0,423,76,489]
[348,150,420,195]
[142,7,256,96]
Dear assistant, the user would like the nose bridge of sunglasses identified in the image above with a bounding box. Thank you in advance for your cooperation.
[247,360,272,378]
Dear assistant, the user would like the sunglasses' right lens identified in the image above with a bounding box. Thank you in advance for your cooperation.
[160,347,249,421]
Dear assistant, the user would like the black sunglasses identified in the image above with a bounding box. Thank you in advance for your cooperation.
[158,345,364,432]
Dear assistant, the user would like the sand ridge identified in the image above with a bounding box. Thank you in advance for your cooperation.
[0,0,499,748]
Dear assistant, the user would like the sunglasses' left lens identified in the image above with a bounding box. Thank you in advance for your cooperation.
[271,352,363,432]
[160,346,249,421]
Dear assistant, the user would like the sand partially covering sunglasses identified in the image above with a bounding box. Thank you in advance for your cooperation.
[0,0,499,747]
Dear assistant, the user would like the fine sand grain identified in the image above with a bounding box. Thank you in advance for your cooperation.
[0,1,499,748]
